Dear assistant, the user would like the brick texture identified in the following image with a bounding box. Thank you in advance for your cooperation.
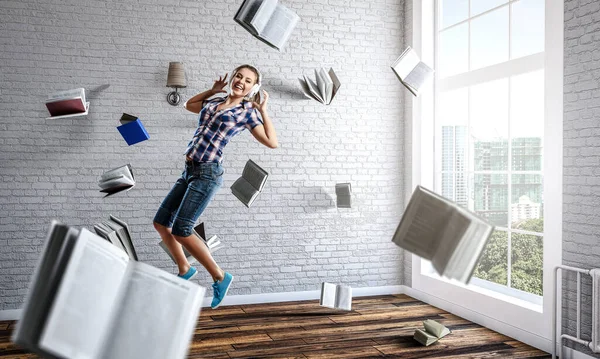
[0,0,408,309]
[564,0,600,357]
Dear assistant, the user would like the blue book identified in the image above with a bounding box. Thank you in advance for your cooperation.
[117,115,149,146]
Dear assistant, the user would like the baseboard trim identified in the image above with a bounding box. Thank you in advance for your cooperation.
[0,309,20,321]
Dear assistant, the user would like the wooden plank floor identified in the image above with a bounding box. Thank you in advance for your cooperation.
[0,294,551,358]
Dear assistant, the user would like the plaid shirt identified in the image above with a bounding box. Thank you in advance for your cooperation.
[184,97,263,163]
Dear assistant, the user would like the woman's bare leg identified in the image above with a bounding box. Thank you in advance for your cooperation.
[154,222,191,276]
[173,233,224,282]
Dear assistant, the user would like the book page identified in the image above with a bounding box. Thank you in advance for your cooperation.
[314,69,327,103]
[39,228,129,359]
[259,4,299,50]
[403,62,434,96]
[444,217,494,283]
[47,88,85,102]
[242,160,268,191]
[319,68,334,104]
[304,75,325,103]
[320,282,336,309]
[231,178,259,207]
[391,47,420,81]
[99,262,205,359]
[101,165,133,183]
[335,285,352,311]
[430,209,471,275]
[328,68,341,102]
[298,77,320,101]
[249,0,277,33]
[391,186,454,260]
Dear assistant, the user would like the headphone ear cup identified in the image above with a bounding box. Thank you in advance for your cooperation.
[248,84,260,98]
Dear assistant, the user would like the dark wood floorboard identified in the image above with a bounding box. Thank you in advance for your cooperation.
[0,294,551,358]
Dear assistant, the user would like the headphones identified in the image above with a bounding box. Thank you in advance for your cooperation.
[229,65,262,100]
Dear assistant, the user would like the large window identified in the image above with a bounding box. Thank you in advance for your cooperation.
[435,0,545,298]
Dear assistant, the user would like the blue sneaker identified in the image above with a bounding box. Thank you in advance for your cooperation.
[211,272,233,309]
[177,267,197,280]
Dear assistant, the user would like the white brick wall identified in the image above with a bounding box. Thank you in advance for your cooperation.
[0,0,408,309]
[564,0,600,357]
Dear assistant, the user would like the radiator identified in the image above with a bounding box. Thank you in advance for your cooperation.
[552,265,600,359]
[592,268,600,353]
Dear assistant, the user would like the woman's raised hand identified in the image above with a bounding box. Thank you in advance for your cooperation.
[211,73,228,93]
[252,90,269,113]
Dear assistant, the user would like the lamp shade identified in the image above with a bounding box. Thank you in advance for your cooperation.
[166,62,186,88]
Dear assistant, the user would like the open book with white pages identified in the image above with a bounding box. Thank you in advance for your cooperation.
[320,282,352,311]
[298,68,341,105]
[392,185,494,284]
[390,46,434,97]
[234,0,299,51]
[12,221,205,359]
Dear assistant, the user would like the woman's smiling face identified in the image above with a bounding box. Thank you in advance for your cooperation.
[230,67,258,97]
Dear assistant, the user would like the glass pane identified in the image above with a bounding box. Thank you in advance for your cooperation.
[471,0,508,16]
[511,0,545,59]
[440,0,469,28]
[511,233,543,295]
[474,173,508,226]
[439,23,469,77]
[512,174,543,227]
[471,79,509,171]
[471,7,509,70]
[474,229,508,286]
[438,88,469,171]
[511,70,544,172]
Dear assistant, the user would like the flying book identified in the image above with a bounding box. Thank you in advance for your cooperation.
[98,164,135,197]
[298,68,341,105]
[94,215,138,260]
[45,88,89,119]
[234,0,300,51]
[413,319,451,346]
[391,46,434,97]
[335,183,352,208]
[392,185,494,284]
[231,159,269,207]
[117,113,150,146]
[193,222,223,253]
[319,282,352,311]
[12,221,205,359]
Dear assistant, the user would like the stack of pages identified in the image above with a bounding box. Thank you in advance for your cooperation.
[391,185,494,284]
[231,159,269,208]
[319,282,352,311]
[298,68,341,105]
[413,319,451,346]
[98,164,135,197]
[93,215,138,260]
[45,88,89,119]
[12,221,205,359]
[390,46,434,97]
[234,0,300,51]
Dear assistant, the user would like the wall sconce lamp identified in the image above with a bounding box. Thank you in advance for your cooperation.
[166,62,186,106]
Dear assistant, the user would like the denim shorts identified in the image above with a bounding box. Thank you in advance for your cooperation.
[153,161,224,237]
